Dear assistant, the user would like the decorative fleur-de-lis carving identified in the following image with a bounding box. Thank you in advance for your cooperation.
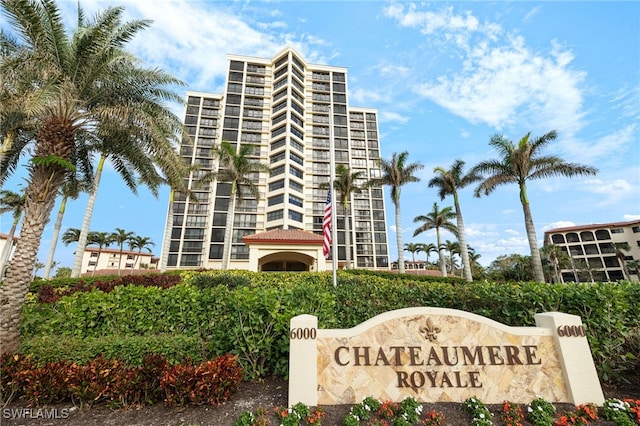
[419,317,441,342]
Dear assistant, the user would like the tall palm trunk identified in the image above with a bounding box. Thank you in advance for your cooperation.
[72,154,105,278]
[0,163,65,353]
[395,202,404,274]
[0,218,19,276]
[160,189,174,272]
[43,195,68,279]
[453,194,472,282]
[436,228,447,277]
[221,183,237,270]
[520,184,544,282]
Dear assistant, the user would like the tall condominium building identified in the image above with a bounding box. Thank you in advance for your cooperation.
[162,47,390,272]
[543,219,640,283]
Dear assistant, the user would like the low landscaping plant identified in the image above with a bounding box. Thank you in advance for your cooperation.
[502,400,525,426]
[602,398,640,426]
[0,352,242,408]
[527,397,556,426]
[462,396,493,426]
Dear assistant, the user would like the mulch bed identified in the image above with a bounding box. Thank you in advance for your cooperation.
[3,377,639,425]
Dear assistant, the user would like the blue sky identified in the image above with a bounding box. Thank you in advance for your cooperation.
[1,1,639,269]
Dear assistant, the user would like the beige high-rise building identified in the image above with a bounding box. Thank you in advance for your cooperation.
[162,48,390,272]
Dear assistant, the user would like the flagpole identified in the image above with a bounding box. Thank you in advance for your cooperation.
[328,105,338,287]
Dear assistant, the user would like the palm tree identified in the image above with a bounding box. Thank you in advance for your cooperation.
[472,131,597,283]
[43,180,90,279]
[626,260,640,281]
[540,244,571,284]
[615,242,631,281]
[110,228,135,276]
[0,29,43,171]
[0,189,25,275]
[417,242,436,264]
[0,0,186,353]
[32,259,44,279]
[442,239,461,275]
[62,228,81,246]
[372,151,423,274]
[158,168,200,272]
[69,120,181,278]
[128,236,155,269]
[86,231,113,275]
[212,141,270,270]
[331,164,368,269]
[403,242,421,266]
[428,160,480,282]
[413,203,457,277]
[467,246,485,279]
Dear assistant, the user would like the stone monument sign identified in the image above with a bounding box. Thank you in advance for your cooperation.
[288,307,604,407]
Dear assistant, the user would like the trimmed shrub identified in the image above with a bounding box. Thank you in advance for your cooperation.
[19,334,208,366]
[160,354,243,407]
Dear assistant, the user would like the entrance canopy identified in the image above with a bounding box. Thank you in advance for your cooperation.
[242,229,329,272]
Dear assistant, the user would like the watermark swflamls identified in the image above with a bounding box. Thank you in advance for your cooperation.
[2,407,70,420]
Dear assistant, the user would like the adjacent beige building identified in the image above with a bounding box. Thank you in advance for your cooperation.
[80,247,158,276]
[162,47,390,272]
[543,220,640,282]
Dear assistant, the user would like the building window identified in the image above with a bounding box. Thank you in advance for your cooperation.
[288,210,303,222]
[289,195,303,207]
[269,179,285,191]
[632,226,640,233]
[271,165,285,176]
[268,194,284,206]
[267,210,283,221]
[289,180,303,192]
[290,166,303,179]
[290,152,303,165]
[234,214,256,227]
[611,228,624,234]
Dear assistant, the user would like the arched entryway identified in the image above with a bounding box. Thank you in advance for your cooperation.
[259,252,315,272]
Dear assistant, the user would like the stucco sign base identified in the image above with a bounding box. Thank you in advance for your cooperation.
[289,308,604,407]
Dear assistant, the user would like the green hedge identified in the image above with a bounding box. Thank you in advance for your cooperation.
[20,334,208,366]
[19,271,640,383]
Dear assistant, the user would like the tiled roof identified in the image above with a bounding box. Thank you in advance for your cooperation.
[243,229,324,245]
[544,219,640,234]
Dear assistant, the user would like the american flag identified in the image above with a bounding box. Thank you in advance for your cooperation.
[322,188,332,259]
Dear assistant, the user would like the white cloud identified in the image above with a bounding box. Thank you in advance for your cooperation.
[584,178,632,194]
[379,111,411,124]
[559,124,637,165]
[504,229,520,236]
[623,214,640,220]
[384,4,587,135]
[544,221,576,231]
[523,5,542,22]
[350,88,385,104]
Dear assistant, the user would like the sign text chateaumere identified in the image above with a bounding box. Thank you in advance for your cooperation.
[334,343,542,389]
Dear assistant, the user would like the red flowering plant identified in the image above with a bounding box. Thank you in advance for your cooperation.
[273,402,325,426]
[502,401,525,426]
[554,403,599,426]
[625,399,640,423]
[421,409,445,426]
[377,400,400,420]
